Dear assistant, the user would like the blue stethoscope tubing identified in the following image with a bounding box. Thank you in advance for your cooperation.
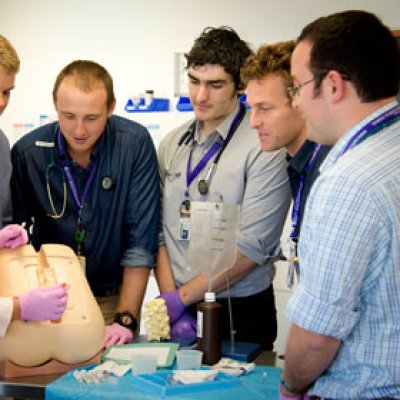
[45,125,114,219]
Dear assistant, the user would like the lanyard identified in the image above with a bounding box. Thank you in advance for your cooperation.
[185,102,246,196]
[56,129,104,252]
[186,139,221,194]
[339,103,400,157]
[290,143,321,240]
[287,103,400,288]
[290,104,400,240]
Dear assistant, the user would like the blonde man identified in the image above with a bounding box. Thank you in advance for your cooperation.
[0,35,68,335]
[242,42,331,297]
[0,35,19,228]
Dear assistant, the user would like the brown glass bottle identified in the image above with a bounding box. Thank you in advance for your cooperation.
[197,292,222,365]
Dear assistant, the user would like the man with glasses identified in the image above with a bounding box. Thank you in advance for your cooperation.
[242,41,331,287]
[280,10,400,399]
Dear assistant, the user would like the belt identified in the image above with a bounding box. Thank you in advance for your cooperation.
[92,286,120,298]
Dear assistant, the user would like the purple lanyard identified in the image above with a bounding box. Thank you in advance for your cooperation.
[56,129,101,222]
[290,143,321,239]
[291,103,400,240]
[185,102,246,196]
[186,140,221,195]
[339,103,400,157]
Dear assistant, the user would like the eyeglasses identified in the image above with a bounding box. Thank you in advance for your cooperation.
[287,71,351,100]
[286,78,315,99]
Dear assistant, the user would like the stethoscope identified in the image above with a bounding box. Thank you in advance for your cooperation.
[165,121,196,176]
[166,102,246,195]
[46,125,115,219]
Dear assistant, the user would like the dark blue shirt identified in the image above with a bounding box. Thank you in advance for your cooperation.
[286,140,331,238]
[11,115,160,294]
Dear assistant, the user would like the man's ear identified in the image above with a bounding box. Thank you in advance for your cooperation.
[326,70,347,103]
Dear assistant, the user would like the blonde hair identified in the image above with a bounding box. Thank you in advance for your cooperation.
[0,35,20,73]
[241,40,295,100]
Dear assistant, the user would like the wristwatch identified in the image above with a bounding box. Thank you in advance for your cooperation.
[113,311,138,333]
[280,377,304,395]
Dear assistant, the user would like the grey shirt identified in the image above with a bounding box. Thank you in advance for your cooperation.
[0,129,12,228]
[158,102,291,298]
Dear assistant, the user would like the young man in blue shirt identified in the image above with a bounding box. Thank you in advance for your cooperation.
[12,60,159,347]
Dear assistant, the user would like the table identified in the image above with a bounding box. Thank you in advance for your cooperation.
[0,352,279,399]
[0,373,61,399]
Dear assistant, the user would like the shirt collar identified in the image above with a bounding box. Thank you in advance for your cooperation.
[287,140,317,175]
[194,100,240,144]
[320,100,398,174]
[60,124,107,169]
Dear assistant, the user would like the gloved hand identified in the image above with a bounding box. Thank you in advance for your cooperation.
[103,323,133,348]
[171,311,197,339]
[158,290,186,324]
[18,283,69,321]
[0,225,28,249]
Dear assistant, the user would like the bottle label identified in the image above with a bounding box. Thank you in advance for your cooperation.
[197,310,203,338]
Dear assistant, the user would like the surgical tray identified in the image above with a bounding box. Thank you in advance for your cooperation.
[133,369,240,396]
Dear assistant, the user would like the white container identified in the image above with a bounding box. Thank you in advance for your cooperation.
[131,354,157,375]
[145,90,154,107]
[176,349,203,370]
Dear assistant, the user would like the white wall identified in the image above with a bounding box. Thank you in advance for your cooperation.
[1,0,399,141]
[1,0,399,352]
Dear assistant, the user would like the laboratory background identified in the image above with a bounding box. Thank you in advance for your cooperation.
[1,0,400,356]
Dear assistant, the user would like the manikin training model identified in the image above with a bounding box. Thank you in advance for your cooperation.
[0,244,104,367]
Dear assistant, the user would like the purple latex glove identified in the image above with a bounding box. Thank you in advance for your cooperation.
[171,311,197,339]
[103,323,133,348]
[158,290,186,324]
[0,225,28,249]
[18,284,69,321]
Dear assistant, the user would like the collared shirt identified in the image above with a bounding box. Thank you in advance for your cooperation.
[158,102,291,298]
[286,140,331,238]
[11,115,160,294]
[0,129,12,228]
[286,102,400,399]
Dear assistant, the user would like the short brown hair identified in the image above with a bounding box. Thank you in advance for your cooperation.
[298,10,400,101]
[241,40,295,100]
[0,35,20,73]
[53,60,115,109]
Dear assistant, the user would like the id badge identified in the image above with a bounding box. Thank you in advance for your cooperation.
[178,199,191,240]
[178,217,190,240]
[287,239,300,288]
[78,255,86,274]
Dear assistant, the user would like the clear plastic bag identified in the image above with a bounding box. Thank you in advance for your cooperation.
[188,201,239,289]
